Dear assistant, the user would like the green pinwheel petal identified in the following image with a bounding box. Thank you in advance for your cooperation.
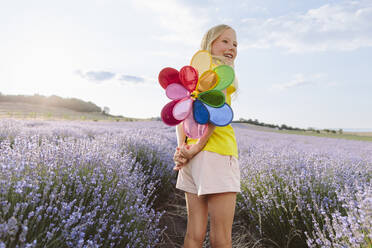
[213,65,235,91]
[198,90,225,108]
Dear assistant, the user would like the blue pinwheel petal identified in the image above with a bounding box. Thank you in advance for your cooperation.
[202,102,233,126]
[193,99,209,124]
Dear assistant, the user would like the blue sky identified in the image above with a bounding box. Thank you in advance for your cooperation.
[1,0,371,129]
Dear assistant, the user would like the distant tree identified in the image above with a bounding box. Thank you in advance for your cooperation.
[230,117,308,132]
[281,124,288,130]
[338,129,343,134]
[0,93,102,113]
[103,106,110,115]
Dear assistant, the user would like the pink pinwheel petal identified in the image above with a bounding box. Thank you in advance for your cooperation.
[165,83,190,100]
[183,112,207,139]
[161,100,183,126]
[179,66,198,92]
[158,67,181,89]
[172,98,193,120]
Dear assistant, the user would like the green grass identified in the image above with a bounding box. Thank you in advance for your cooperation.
[274,129,372,142]
[239,123,372,142]
[0,102,138,122]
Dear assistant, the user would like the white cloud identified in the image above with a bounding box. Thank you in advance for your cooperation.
[75,70,156,86]
[75,70,116,82]
[240,1,372,52]
[118,75,157,86]
[118,75,145,83]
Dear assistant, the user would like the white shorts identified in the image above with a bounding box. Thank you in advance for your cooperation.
[176,150,241,196]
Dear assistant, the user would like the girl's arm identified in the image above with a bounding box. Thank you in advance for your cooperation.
[195,123,216,151]
[180,123,216,160]
[173,124,188,170]
[176,123,186,147]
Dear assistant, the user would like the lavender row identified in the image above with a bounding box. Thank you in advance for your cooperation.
[0,119,176,247]
[234,124,372,247]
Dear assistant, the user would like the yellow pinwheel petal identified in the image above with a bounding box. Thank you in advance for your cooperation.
[190,50,212,76]
[196,70,219,92]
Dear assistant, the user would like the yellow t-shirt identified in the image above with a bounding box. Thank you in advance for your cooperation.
[186,78,238,158]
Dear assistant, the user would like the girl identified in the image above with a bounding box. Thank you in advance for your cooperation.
[173,24,240,248]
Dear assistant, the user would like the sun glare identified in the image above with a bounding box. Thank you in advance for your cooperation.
[10,36,76,96]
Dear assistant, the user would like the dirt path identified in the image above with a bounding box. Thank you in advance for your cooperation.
[157,190,187,247]
[156,190,261,248]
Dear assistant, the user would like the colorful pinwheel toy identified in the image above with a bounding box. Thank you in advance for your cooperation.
[158,50,235,139]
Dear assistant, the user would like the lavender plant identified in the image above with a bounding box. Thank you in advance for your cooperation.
[234,125,372,247]
[1,119,370,248]
[120,127,177,208]
[0,119,172,247]
[305,184,371,248]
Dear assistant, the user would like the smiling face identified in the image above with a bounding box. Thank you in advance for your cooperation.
[210,28,238,64]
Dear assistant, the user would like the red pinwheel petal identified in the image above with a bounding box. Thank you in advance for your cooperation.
[161,100,183,126]
[179,66,198,92]
[183,112,207,139]
[159,67,181,89]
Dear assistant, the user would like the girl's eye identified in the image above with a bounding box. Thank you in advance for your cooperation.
[222,40,228,43]
[233,43,237,47]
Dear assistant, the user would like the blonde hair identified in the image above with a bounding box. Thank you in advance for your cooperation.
[200,24,239,97]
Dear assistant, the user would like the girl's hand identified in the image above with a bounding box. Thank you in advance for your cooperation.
[173,147,188,171]
[173,162,186,171]
[180,144,202,160]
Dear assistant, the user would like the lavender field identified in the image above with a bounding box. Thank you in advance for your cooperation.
[0,119,371,248]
